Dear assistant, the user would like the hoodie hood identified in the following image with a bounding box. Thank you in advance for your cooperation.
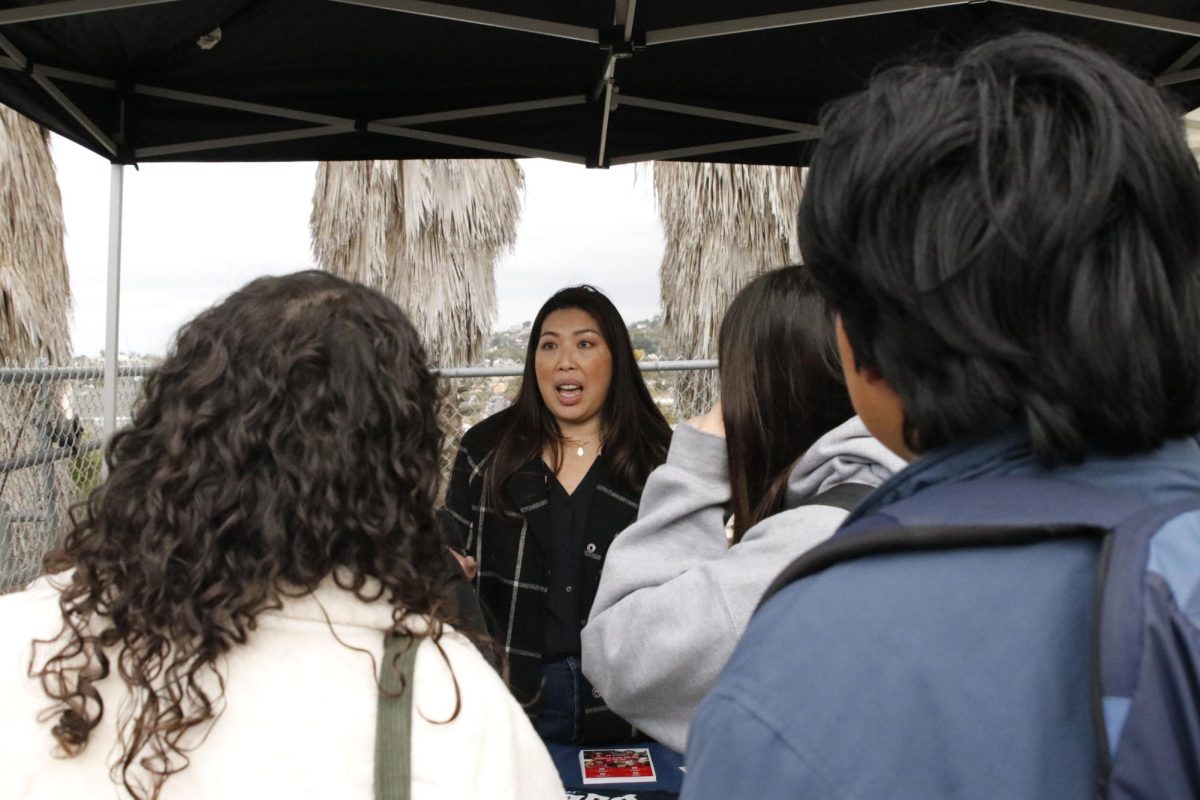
[785,416,908,506]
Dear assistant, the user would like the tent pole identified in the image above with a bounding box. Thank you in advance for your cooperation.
[102,163,124,452]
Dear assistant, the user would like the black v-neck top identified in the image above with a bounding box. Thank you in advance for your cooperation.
[542,454,606,660]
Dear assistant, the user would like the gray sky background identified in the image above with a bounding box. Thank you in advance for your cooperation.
[52,135,665,358]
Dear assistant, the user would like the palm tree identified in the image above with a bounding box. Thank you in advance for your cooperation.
[311,159,522,365]
[310,158,524,490]
[652,161,802,418]
[0,105,71,363]
[0,104,73,591]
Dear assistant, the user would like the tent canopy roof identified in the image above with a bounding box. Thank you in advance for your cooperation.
[0,0,1198,166]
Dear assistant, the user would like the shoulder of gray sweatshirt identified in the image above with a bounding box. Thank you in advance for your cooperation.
[581,416,906,753]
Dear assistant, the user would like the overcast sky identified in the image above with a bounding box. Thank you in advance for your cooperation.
[51,135,665,359]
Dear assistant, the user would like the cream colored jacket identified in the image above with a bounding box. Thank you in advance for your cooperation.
[0,573,564,799]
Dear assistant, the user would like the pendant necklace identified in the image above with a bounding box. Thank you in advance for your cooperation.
[568,437,600,457]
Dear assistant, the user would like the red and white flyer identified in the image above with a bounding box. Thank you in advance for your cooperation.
[578,747,657,785]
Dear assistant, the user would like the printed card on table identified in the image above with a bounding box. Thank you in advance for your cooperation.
[579,747,656,785]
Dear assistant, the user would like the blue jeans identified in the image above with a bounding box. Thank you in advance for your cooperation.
[531,656,583,743]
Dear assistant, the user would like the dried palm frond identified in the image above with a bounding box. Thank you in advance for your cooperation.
[0,105,74,586]
[0,105,71,363]
[311,158,523,500]
[652,162,803,417]
[653,161,802,359]
[310,159,523,366]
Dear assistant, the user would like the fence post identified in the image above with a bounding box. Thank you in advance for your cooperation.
[34,373,62,543]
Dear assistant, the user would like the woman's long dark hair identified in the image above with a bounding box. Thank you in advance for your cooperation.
[720,266,854,543]
[486,285,670,504]
[31,271,456,799]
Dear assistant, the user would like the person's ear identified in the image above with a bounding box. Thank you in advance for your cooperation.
[835,316,916,461]
[835,316,863,375]
[835,317,885,384]
[857,363,889,386]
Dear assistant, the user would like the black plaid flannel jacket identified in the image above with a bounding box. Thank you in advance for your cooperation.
[438,410,641,742]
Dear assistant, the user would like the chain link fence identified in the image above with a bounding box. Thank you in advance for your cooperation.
[0,360,716,594]
[0,363,147,593]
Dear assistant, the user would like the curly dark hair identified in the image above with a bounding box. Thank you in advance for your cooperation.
[31,270,453,799]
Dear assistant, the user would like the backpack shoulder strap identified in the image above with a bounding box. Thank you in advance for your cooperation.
[758,520,1102,611]
[1091,495,1200,797]
[375,633,420,800]
[840,475,1143,534]
[758,475,1143,612]
[793,482,875,513]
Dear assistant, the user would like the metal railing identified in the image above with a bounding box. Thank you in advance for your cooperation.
[0,360,716,593]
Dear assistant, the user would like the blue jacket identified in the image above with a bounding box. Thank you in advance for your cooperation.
[682,431,1200,800]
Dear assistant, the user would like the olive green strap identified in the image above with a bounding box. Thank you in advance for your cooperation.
[375,633,419,800]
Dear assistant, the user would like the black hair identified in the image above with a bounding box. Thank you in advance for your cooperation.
[800,31,1200,463]
[486,285,670,503]
[719,266,853,543]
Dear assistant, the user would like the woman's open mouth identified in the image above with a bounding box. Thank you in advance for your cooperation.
[556,382,583,405]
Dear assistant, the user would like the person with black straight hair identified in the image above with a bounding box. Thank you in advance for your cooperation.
[803,41,1200,464]
[440,285,671,744]
[718,267,876,543]
[682,33,1200,800]
[584,266,902,752]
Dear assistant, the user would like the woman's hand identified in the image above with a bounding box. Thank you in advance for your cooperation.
[688,401,726,438]
[449,548,478,579]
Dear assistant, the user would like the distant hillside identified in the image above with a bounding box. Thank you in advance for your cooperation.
[483,315,679,365]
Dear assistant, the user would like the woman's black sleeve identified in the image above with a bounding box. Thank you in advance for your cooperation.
[438,443,475,553]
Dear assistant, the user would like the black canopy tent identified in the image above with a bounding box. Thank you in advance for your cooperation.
[0,0,1198,433]
[0,0,1198,167]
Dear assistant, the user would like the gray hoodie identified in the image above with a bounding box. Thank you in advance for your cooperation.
[581,416,905,752]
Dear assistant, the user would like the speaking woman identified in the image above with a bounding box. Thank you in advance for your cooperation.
[440,285,671,744]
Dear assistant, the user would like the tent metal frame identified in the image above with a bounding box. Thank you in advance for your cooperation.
[0,0,1196,437]
[103,163,122,456]
[5,0,1195,170]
